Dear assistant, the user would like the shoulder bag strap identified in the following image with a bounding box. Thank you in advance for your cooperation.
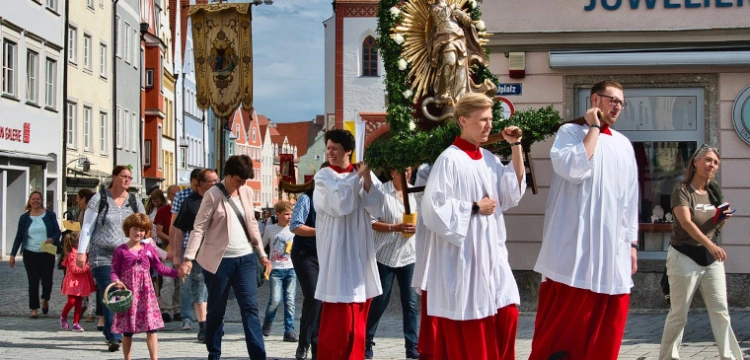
[215,183,254,245]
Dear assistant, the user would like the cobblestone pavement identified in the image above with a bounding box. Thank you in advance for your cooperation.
[0,259,748,359]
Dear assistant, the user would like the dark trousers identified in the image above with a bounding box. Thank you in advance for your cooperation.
[291,246,322,356]
[203,254,266,360]
[22,250,56,310]
[92,265,121,343]
[366,262,419,350]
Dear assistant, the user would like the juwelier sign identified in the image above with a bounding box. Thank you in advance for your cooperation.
[732,85,750,146]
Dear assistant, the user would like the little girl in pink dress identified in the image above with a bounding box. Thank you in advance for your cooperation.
[111,213,181,360]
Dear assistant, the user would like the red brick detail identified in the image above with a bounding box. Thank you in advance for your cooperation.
[360,112,388,147]
[343,5,377,17]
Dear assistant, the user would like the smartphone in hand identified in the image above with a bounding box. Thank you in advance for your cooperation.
[713,202,734,223]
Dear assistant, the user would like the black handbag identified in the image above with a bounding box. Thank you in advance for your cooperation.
[660,266,670,303]
[215,183,267,287]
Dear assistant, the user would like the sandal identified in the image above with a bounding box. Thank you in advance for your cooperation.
[42,300,49,315]
[30,310,38,319]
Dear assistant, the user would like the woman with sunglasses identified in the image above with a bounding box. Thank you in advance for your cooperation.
[658,145,743,360]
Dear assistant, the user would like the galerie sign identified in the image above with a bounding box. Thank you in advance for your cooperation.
[732,85,750,146]
[0,122,30,143]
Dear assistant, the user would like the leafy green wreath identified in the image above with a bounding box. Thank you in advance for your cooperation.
[365,0,562,172]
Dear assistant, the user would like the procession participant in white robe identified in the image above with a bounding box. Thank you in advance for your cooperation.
[313,129,384,360]
[529,80,639,360]
[411,163,438,360]
[422,93,526,360]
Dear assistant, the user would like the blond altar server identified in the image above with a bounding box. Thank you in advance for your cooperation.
[421,93,526,360]
[313,129,384,360]
[529,80,639,360]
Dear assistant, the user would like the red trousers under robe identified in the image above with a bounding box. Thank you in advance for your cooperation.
[417,291,438,360]
[433,304,518,360]
[529,279,630,360]
[317,300,371,360]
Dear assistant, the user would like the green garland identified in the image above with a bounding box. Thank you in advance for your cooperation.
[366,0,561,171]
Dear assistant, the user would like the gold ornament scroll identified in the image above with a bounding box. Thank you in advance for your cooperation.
[188,3,253,118]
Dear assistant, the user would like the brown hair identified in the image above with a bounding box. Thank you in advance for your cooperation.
[63,232,80,258]
[274,200,294,214]
[24,191,43,212]
[77,188,95,203]
[145,188,167,214]
[109,165,131,188]
[225,155,254,179]
[454,93,494,122]
[590,80,623,98]
[555,80,625,131]
[122,213,154,238]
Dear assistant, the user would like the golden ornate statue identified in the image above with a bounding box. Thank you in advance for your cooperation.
[397,0,496,122]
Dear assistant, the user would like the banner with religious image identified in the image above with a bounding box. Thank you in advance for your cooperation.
[188,3,253,118]
[279,153,296,184]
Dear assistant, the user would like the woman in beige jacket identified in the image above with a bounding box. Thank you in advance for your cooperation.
[181,155,271,360]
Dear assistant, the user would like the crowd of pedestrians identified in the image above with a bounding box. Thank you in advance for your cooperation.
[7,80,743,360]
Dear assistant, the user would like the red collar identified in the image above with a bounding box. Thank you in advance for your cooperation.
[452,137,482,160]
[599,123,612,136]
[329,164,354,174]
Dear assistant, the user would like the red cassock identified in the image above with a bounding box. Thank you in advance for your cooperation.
[529,280,629,360]
[433,304,518,360]
[317,300,372,360]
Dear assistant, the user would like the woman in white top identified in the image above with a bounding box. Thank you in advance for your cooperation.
[365,168,419,359]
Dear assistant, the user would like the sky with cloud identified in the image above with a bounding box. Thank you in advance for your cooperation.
[250,0,333,123]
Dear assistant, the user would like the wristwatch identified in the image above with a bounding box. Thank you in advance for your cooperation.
[472,202,480,214]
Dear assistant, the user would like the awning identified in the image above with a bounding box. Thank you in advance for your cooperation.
[549,49,750,68]
[0,150,55,162]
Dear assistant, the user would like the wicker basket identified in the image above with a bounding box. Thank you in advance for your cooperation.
[104,282,133,314]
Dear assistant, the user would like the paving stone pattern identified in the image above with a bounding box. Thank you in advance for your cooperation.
[0,260,748,359]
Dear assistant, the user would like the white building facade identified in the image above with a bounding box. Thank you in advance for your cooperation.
[0,0,65,256]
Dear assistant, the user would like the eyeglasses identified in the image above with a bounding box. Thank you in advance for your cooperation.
[692,143,720,159]
[118,175,134,180]
[597,94,627,108]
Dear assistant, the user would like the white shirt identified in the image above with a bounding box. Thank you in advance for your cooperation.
[422,146,525,321]
[224,197,254,258]
[411,163,433,292]
[534,124,638,295]
[313,167,384,303]
[371,181,417,268]
[262,224,294,270]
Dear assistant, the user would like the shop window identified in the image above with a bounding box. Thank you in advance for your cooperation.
[579,88,705,253]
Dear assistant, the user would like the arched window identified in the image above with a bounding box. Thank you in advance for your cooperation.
[362,36,378,77]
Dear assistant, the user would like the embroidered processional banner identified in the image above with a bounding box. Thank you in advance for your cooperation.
[188,3,253,118]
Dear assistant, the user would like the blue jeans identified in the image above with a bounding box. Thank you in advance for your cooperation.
[366,262,418,350]
[263,268,297,333]
[203,254,266,360]
[92,265,122,344]
[180,253,208,322]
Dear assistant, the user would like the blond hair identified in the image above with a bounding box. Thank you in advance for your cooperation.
[274,200,294,214]
[24,191,43,212]
[63,232,80,258]
[454,93,494,121]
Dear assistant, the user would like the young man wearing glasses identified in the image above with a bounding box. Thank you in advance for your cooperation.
[529,80,639,360]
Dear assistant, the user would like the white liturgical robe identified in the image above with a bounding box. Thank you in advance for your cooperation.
[534,123,639,295]
[411,163,432,293]
[313,167,384,303]
[422,146,526,321]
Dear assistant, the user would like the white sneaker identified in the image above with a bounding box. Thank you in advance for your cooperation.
[181,319,192,330]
